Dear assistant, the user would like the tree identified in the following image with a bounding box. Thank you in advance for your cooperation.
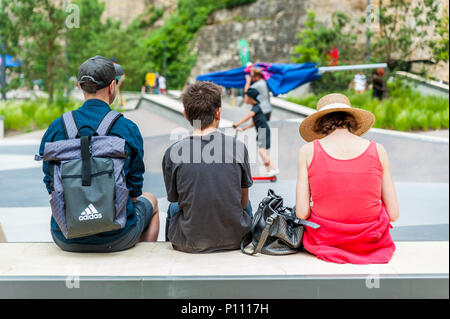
[66,0,107,77]
[428,7,449,62]
[291,10,358,66]
[0,1,19,57]
[370,0,441,65]
[5,0,67,102]
[291,10,359,92]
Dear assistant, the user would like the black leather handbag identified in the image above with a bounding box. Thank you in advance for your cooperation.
[241,189,320,256]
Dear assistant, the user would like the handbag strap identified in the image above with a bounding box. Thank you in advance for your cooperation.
[241,212,278,256]
[295,218,321,229]
[281,206,321,229]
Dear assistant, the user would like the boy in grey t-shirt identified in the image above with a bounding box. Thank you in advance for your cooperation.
[162,81,253,253]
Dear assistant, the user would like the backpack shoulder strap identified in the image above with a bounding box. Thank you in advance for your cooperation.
[95,110,123,136]
[61,111,78,139]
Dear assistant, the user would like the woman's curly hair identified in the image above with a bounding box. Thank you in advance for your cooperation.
[314,111,359,136]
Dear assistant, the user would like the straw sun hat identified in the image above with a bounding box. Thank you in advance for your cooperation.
[299,93,376,142]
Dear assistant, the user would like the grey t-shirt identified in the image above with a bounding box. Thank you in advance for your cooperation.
[251,79,272,115]
[162,130,253,253]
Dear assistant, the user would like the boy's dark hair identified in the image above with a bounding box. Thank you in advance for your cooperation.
[245,88,260,104]
[314,111,359,136]
[182,81,222,129]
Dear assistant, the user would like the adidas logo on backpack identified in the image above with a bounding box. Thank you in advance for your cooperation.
[79,204,103,221]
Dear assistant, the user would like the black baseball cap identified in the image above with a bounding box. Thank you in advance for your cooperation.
[77,55,124,91]
[245,88,260,103]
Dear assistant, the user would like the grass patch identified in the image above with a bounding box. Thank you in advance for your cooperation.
[287,82,449,131]
[0,99,78,132]
[0,97,123,134]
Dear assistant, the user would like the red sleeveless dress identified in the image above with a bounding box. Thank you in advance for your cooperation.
[302,140,396,264]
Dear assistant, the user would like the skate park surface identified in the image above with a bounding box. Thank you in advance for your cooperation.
[0,92,448,298]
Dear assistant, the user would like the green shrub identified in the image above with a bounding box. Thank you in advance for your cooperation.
[441,109,449,128]
[430,112,442,130]
[0,98,78,133]
[394,110,410,131]
[287,82,449,131]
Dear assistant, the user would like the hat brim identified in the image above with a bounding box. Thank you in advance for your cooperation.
[114,64,124,76]
[299,107,375,142]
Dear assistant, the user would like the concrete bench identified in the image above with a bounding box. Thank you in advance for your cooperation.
[0,241,448,299]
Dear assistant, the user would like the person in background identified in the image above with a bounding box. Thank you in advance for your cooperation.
[145,70,156,94]
[371,68,387,100]
[111,58,125,107]
[158,74,167,95]
[296,93,399,264]
[162,81,253,253]
[244,67,272,121]
[233,88,279,178]
[352,71,367,94]
[154,72,160,94]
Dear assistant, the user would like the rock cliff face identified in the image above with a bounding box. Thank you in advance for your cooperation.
[188,0,309,82]
[99,0,176,26]
[187,0,448,82]
[99,0,448,82]
[187,0,374,81]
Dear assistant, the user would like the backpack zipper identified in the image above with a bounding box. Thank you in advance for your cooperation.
[62,170,113,179]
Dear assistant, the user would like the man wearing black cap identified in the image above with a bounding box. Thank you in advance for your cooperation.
[39,56,160,252]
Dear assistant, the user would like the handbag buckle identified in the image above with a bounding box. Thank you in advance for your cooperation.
[266,217,274,225]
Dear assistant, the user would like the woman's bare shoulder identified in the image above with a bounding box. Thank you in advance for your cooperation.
[299,141,315,164]
[375,142,388,156]
[375,142,389,167]
[299,141,314,154]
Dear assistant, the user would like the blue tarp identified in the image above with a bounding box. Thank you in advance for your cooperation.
[0,54,23,67]
[196,62,321,96]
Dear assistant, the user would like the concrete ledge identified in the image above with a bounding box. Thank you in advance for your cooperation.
[137,94,233,128]
[0,242,448,298]
[271,97,314,117]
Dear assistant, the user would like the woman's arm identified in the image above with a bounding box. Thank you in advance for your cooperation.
[296,144,312,220]
[377,143,400,222]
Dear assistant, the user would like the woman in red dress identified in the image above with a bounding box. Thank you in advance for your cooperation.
[296,93,399,264]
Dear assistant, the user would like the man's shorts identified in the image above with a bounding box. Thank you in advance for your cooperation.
[52,197,154,253]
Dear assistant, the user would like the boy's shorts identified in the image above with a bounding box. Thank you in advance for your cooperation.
[51,197,154,253]
[256,127,271,150]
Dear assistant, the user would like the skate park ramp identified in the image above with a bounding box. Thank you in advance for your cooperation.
[0,93,448,244]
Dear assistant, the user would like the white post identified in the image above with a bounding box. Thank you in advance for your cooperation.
[0,115,4,139]
[318,63,388,74]
[0,223,7,242]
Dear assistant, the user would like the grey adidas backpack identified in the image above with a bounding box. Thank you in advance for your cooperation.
[37,110,130,239]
